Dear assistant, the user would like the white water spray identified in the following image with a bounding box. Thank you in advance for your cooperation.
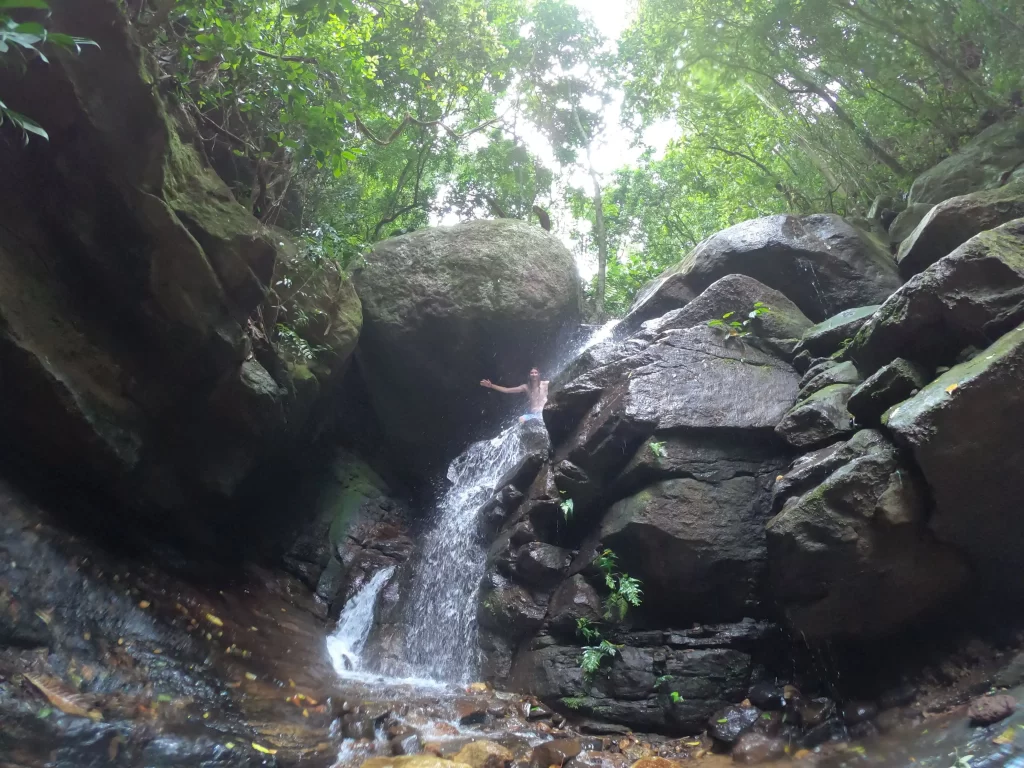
[327,566,395,674]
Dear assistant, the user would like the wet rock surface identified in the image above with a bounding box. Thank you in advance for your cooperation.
[625,214,901,324]
[794,305,880,359]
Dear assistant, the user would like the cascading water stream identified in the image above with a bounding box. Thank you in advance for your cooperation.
[388,424,531,683]
[326,566,395,675]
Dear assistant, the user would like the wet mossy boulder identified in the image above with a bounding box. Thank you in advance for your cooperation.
[775,384,856,449]
[898,180,1024,278]
[767,430,969,638]
[622,214,901,326]
[353,219,581,481]
[623,274,813,354]
[908,115,1024,206]
[794,306,880,359]
[886,321,1024,592]
[0,0,360,538]
[847,358,930,426]
[851,218,1024,374]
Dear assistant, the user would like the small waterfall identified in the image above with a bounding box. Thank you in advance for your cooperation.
[389,424,531,683]
[327,566,395,674]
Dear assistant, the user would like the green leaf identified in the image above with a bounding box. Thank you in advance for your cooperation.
[0,0,49,8]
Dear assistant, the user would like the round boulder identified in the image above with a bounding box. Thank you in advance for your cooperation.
[353,219,581,480]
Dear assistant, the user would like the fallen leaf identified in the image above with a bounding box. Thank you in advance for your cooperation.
[303,708,309,717]
[776,475,784,482]
[139,600,151,609]
[252,743,277,755]
[24,674,97,720]
[108,735,123,761]
[225,742,235,749]
[794,749,810,759]
[994,727,1017,745]
[35,609,53,625]
[685,741,701,746]
[945,383,959,394]
[205,613,224,627]
[245,672,257,681]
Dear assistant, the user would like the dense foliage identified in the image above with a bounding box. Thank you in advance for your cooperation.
[3,0,1021,318]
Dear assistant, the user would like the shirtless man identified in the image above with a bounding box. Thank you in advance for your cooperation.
[480,368,549,423]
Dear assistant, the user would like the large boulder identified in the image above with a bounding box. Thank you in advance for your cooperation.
[851,218,1024,373]
[888,204,935,248]
[886,321,1024,591]
[767,431,969,638]
[622,274,813,353]
[622,215,901,326]
[600,477,769,623]
[775,384,856,449]
[353,219,580,480]
[897,180,1024,278]
[908,115,1024,206]
[0,0,360,538]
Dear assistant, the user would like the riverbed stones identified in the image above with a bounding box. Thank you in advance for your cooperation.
[362,758,473,768]
[968,694,1017,725]
[898,180,1024,277]
[622,214,901,326]
[852,218,1024,373]
[530,738,583,768]
[886,321,1024,591]
[453,742,515,768]
[354,218,580,480]
[766,431,969,638]
[847,358,930,425]
[731,733,786,764]
[797,361,862,400]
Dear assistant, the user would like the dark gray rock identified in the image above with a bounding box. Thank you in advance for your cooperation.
[798,361,862,400]
[794,306,880,358]
[908,115,1024,205]
[798,698,836,727]
[886,321,1024,592]
[747,682,786,711]
[798,360,838,389]
[842,701,879,725]
[888,204,935,247]
[478,581,547,640]
[515,542,572,588]
[847,358,930,425]
[354,218,581,481]
[600,477,769,623]
[852,219,1024,374]
[623,214,902,324]
[732,733,786,764]
[766,431,969,638]
[626,274,813,353]
[546,575,603,637]
[708,704,760,745]
[775,383,856,449]
[898,180,1024,278]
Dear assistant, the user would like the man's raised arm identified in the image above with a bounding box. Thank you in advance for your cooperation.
[480,379,527,394]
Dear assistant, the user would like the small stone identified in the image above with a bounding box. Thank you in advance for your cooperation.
[841,700,878,725]
[708,705,761,745]
[797,697,835,728]
[731,733,785,764]
[391,733,423,756]
[747,682,786,711]
[455,699,489,725]
[453,741,515,768]
[968,694,1017,726]
[530,739,582,768]
[566,752,630,768]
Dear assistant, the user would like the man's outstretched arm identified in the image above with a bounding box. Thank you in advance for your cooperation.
[480,379,527,394]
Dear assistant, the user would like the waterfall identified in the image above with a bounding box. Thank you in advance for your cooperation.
[327,566,395,674]
[388,424,531,684]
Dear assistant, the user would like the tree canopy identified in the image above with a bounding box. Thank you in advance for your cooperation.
[5,0,1021,319]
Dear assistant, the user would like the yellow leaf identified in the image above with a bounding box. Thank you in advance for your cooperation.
[205,613,224,627]
[245,672,257,681]
[685,741,701,746]
[303,708,309,717]
[776,475,784,482]
[994,727,1017,745]
[139,600,151,609]
[203,712,210,719]
[225,742,235,749]
[24,674,95,720]
[252,743,277,755]
[945,383,959,394]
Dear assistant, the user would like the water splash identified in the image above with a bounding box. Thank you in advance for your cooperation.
[327,566,395,674]
[387,424,531,683]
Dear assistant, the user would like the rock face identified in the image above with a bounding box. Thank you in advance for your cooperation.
[847,359,929,425]
[353,219,581,480]
[767,430,969,638]
[0,1,360,538]
[851,218,1024,373]
[624,214,901,326]
[601,478,769,623]
[908,115,1024,206]
[897,181,1024,277]
[887,322,1024,591]
[775,384,856,449]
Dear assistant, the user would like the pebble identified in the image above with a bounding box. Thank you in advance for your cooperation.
[969,694,1017,725]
